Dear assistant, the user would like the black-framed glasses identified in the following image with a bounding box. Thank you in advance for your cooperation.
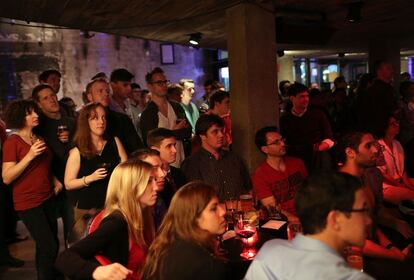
[266,138,286,146]
[150,80,170,86]
[341,207,371,215]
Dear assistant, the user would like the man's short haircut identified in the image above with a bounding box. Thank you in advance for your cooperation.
[278,80,290,93]
[85,78,108,96]
[129,148,160,161]
[147,128,176,148]
[204,79,215,87]
[32,84,55,102]
[131,83,141,90]
[255,126,279,154]
[209,90,229,109]
[295,172,363,235]
[110,68,134,82]
[38,70,61,83]
[91,72,107,81]
[179,79,194,87]
[145,67,164,83]
[195,114,225,136]
[287,82,309,97]
[336,131,367,164]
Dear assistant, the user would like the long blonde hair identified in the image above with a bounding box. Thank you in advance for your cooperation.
[143,181,218,278]
[104,159,155,247]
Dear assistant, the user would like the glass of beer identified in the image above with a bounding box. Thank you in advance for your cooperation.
[240,194,253,212]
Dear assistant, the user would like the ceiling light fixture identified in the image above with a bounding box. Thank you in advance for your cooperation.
[346,2,363,23]
[188,33,202,46]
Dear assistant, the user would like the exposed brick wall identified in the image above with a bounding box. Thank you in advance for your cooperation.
[0,22,216,113]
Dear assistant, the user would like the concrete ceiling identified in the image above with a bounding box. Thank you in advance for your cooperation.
[0,0,413,53]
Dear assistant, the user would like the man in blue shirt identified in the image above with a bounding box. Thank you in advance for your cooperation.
[245,172,374,280]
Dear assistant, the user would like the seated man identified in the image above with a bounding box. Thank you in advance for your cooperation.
[181,114,251,201]
[147,128,187,205]
[245,172,374,280]
[337,131,413,263]
[252,126,307,221]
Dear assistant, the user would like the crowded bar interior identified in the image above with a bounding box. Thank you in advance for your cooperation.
[0,0,414,279]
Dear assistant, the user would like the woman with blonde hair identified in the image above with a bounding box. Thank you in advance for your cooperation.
[142,181,227,280]
[56,159,157,280]
[65,102,127,242]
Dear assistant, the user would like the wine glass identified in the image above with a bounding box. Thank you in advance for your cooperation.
[235,214,257,260]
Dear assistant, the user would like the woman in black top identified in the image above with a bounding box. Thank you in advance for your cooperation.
[142,182,227,280]
[64,103,127,243]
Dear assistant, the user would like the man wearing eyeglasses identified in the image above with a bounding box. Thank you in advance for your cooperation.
[338,131,414,278]
[245,172,374,280]
[252,126,307,222]
[140,67,192,167]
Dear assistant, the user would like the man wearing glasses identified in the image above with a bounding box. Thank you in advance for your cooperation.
[246,172,374,280]
[140,67,191,167]
[252,126,307,222]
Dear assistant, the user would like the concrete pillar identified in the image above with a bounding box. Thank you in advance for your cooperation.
[226,3,278,171]
[368,38,400,88]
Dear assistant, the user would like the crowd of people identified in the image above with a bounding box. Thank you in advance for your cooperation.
[0,60,413,280]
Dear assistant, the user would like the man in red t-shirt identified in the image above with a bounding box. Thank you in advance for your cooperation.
[252,126,308,221]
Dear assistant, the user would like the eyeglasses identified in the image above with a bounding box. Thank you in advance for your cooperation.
[341,207,371,215]
[266,138,286,146]
[150,80,170,86]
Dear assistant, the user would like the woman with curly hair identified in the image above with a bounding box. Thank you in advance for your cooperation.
[2,97,59,279]
[142,181,227,280]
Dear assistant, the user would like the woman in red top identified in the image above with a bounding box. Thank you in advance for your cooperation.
[2,98,59,280]
[56,159,157,280]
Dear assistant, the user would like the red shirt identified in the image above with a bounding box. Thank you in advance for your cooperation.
[252,156,307,214]
[2,134,53,211]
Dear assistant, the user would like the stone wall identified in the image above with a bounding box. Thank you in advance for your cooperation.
[0,21,216,113]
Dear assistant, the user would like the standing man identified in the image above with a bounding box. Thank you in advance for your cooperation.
[140,67,192,166]
[359,61,398,136]
[179,79,199,134]
[86,78,143,155]
[209,90,232,147]
[280,82,334,171]
[38,69,61,95]
[252,126,307,221]
[32,84,75,246]
[181,114,251,201]
[109,68,134,116]
[245,172,374,280]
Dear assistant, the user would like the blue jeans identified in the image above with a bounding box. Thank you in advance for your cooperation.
[18,197,60,280]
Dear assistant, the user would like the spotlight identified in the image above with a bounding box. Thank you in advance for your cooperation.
[277,50,285,57]
[346,2,363,23]
[188,33,202,46]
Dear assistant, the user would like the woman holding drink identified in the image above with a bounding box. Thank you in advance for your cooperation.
[2,99,60,279]
[65,102,127,243]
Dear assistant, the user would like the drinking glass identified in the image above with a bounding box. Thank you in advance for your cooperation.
[235,214,257,260]
[287,222,302,240]
[345,246,363,272]
[240,194,253,212]
[57,124,69,143]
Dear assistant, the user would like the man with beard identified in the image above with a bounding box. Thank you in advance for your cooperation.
[338,132,414,279]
